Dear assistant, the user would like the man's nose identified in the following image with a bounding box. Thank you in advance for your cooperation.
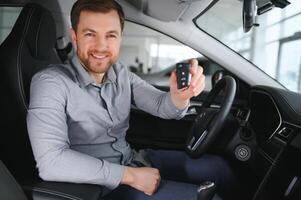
[95,36,108,51]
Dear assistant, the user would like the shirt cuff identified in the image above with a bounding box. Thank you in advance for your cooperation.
[105,161,125,190]
[167,92,189,119]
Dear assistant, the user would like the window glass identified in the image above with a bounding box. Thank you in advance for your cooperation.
[278,39,301,92]
[264,42,279,78]
[120,22,201,74]
[283,15,301,37]
[0,7,22,44]
[265,24,281,43]
[196,0,301,93]
[266,8,282,25]
[285,0,301,18]
[120,21,222,90]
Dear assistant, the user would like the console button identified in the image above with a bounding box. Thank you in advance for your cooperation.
[235,144,251,161]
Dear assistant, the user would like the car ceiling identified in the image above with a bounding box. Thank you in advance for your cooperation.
[122,0,214,22]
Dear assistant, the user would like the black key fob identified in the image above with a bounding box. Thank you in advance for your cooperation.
[176,63,191,89]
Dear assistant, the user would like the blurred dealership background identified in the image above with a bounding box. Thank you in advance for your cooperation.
[0,0,300,92]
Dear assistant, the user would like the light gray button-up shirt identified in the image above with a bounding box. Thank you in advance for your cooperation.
[27,55,187,189]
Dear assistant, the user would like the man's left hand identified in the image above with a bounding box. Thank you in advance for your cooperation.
[169,58,205,109]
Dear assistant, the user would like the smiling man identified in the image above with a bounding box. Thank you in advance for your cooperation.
[27,0,236,199]
[71,9,121,84]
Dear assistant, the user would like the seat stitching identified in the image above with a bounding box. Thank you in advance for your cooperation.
[35,10,44,57]
[17,5,36,110]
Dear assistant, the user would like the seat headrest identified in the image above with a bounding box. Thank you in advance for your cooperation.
[7,3,58,61]
[0,3,61,110]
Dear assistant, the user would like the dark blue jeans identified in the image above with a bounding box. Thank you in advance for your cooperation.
[104,150,237,200]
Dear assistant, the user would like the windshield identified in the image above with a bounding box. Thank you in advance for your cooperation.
[196,0,301,93]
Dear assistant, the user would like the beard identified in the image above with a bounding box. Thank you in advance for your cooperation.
[79,49,114,74]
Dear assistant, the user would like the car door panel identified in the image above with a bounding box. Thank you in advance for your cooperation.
[127,108,195,150]
[126,90,210,150]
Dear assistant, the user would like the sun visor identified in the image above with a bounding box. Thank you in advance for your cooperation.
[125,0,202,22]
[145,0,190,22]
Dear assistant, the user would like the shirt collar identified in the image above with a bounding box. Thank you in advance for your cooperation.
[106,64,117,84]
[70,55,117,87]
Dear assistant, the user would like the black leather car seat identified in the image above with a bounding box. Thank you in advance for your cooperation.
[0,3,61,183]
[0,3,104,199]
[0,160,28,200]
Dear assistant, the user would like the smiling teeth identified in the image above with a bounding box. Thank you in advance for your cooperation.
[93,54,106,59]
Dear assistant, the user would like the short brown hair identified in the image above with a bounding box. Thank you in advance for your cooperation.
[71,0,125,32]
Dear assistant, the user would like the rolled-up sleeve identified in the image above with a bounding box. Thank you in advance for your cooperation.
[129,72,188,119]
[27,72,124,189]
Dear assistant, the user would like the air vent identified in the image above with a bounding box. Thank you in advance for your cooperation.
[277,127,293,138]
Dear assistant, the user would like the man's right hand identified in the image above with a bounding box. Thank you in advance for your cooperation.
[121,166,161,195]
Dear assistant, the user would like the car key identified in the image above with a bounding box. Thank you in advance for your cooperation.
[176,63,191,89]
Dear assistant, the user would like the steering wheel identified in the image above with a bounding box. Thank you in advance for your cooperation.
[186,76,237,158]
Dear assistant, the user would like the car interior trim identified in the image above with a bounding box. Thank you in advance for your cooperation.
[250,89,282,141]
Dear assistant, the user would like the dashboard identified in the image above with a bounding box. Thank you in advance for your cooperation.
[249,90,281,142]
[242,86,301,199]
[249,86,301,151]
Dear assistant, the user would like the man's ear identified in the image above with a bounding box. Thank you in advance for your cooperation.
[70,28,77,49]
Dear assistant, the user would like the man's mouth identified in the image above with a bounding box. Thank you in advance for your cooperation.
[91,53,108,60]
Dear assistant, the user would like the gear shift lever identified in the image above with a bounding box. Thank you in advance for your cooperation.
[197,181,216,200]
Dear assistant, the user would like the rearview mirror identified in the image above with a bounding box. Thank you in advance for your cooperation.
[242,0,257,33]
[243,0,291,33]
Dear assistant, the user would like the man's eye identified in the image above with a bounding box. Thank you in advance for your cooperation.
[108,34,117,38]
[85,33,94,37]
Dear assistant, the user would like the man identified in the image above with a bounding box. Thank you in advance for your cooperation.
[27,0,236,199]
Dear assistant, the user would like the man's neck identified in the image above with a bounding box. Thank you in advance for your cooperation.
[89,72,106,84]
[79,61,106,84]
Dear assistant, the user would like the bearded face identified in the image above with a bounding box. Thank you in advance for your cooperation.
[71,10,122,78]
